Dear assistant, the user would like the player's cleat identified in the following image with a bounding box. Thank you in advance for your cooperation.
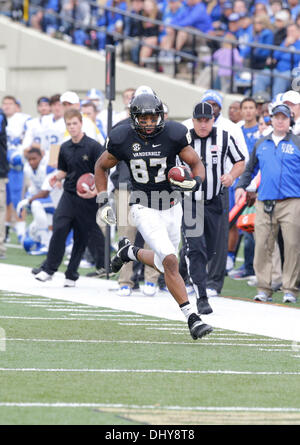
[188,313,213,340]
[35,270,52,282]
[111,237,132,273]
[196,296,213,314]
[64,279,76,287]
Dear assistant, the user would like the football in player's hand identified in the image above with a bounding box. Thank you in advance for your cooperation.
[167,165,192,183]
[76,173,95,194]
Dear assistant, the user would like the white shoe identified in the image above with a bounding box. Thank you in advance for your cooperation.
[117,285,132,296]
[29,245,48,256]
[206,288,219,297]
[247,276,258,287]
[143,282,157,296]
[283,293,297,303]
[64,279,76,287]
[226,255,234,273]
[253,292,272,302]
[35,270,52,282]
[186,284,196,296]
[79,259,95,269]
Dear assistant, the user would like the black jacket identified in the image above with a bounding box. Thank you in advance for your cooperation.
[0,110,8,179]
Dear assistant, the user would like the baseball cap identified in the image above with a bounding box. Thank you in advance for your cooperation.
[252,91,269,104]
[223,2,233,9]
[228,13,240,22]
[37,96,50,105]
[282,90,300,105]
[193,102,214,119]
[60,91,80,104]
[86,88,103,100]
[275,10,290,22]
[201,90,223,108]
[272,104,291,118]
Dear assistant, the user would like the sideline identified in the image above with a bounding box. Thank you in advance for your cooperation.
[0,263,299,342]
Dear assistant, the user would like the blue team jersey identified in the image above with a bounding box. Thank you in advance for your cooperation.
[242,125,259,156]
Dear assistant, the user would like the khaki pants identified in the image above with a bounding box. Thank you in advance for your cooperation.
[0,178,6,257]
[114,189,159,288]
[254,199,300,297]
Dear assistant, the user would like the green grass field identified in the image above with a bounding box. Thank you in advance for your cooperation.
[0,235,300,425]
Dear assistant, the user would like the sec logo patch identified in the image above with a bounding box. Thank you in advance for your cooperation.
[132,143,142,152]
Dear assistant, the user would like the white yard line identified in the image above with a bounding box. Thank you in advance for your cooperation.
[0,315,149,321]
[0,402,299,412]
[0,263,300,341]
[4,337,292,348]
[0,367,299,375]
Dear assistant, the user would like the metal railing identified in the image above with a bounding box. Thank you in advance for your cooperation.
[7,0,300,97]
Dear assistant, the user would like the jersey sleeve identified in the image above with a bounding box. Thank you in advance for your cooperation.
[168,121,192,153]
[105,124,131,161]
[106,136,122,160]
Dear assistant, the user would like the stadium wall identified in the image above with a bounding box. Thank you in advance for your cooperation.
[0,15,242,119]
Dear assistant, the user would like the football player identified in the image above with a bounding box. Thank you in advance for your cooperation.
[95,92,213,340]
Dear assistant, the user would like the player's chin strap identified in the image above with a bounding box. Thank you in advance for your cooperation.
[96,191,116,226]
[169,173,202,193]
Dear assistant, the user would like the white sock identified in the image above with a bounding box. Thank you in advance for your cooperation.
[15,221,26,238]
[180,301,194,320]
[127,245,139,261]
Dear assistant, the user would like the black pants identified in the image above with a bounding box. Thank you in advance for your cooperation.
[42,191,99,281]
[86,225,105,269]
[182,195,223,297]
[207,188,229,293]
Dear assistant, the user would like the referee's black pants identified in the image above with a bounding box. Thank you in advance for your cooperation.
[182,195,223,298]
[42,191,99,281]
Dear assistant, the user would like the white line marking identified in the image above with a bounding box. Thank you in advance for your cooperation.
[0,402,299,412]
[45,309,143,315]
[1,368,299,375]
[5,338,292,348]
[0,316,152,321]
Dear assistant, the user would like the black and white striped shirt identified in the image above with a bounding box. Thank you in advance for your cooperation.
[190,126,245,201]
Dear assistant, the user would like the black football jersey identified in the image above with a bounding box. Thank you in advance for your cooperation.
[106,120,192,208]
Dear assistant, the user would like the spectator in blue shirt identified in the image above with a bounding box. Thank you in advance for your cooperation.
[253,23,300,98]
[236,13,253,59]
[30,0,60,35]
[243,14,274,70]
[96,0,127,50]
[287,0,300,21]
[168,0,213,53]
[159,0,187,55]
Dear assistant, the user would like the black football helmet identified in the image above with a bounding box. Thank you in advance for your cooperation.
[129,93,165,137]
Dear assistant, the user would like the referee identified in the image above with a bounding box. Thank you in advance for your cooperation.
[181,102,245,314]
[35,109,104,286]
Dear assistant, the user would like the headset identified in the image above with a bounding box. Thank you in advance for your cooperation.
[270,104,295,127]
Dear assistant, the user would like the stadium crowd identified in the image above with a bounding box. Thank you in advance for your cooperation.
[0,83,299,305]
[2,0,300,97]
